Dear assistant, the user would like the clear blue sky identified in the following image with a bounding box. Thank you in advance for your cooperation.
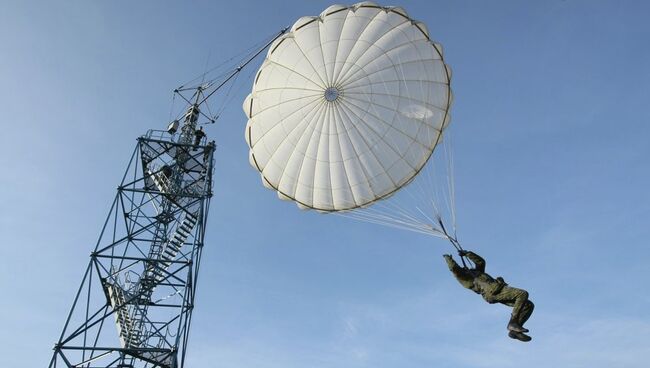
[1,1,649,367]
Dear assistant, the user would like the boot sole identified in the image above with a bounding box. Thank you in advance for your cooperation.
[508,331,532,342]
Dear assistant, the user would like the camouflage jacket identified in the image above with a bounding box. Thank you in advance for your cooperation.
[445,251,506,301]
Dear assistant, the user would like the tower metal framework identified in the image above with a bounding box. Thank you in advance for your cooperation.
[49,95,215,368]
[49,27,287,368]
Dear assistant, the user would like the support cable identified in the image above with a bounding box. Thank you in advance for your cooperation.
[199,27,289,105]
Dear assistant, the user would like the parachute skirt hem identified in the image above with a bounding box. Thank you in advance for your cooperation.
[244,1,453,213]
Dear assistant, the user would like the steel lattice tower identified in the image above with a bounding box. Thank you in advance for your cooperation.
[49,28,287,368]
[49,92,215,368]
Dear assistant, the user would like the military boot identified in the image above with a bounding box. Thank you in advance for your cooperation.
[508,331,532,342]
[507,318,529,333]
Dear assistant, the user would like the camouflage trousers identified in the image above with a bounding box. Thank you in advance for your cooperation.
[491,286,534,326]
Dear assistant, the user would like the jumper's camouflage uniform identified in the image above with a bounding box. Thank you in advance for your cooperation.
[444,251,534,342]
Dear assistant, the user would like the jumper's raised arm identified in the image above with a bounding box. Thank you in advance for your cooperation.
[459,250,486,273]
[443,254,474,289]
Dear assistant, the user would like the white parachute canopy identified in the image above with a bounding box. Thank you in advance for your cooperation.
[244,2,455,237]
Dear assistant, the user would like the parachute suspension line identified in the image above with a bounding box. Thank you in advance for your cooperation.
[351,52,431,229]
[424,122,446,227]
[391,45,444,234]
[425,132,452,235]
[424,131,443,236]
[338,210,444,237]
[334,123,458,241]
[443,132,458,238]
[338,199,447,238]
[341,204,424,235]
[375,200,445,236]
[334,67,451,239]
[435,132,472,267]
[383,191,441,231]
[338,190,447,237]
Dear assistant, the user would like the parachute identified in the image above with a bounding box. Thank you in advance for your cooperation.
[244,2,457,240]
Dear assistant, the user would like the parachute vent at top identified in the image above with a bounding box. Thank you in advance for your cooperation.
[244,1,453,212]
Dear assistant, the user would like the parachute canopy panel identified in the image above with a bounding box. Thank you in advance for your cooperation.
[244,1,452,212]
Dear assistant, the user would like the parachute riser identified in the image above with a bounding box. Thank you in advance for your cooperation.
[437,217,470,268]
